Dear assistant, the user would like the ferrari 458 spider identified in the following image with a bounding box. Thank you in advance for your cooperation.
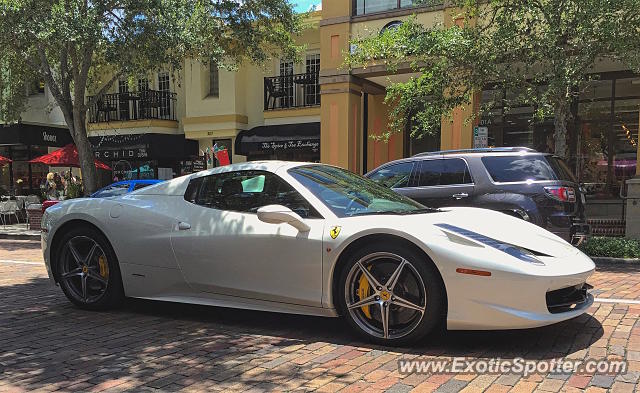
[42,162,595,345]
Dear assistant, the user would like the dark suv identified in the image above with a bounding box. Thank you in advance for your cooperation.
[365,147,589,244]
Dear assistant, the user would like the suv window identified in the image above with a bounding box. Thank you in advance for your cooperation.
[368,162,414,188]
[441,158,472,185]
[417,158,472,187]
[185,171,321,218]
[482,155,570,183]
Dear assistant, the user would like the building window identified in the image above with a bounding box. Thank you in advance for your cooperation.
[117,80,130,120]
[209,61,219,97]
[280,60,294,107]
[137,78,149,92]
[27,79,45,95]
[353,0,440,16]
[158,72,171,118]
[305,54,320,106]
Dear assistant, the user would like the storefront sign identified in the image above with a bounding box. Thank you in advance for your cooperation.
[42,131,57,143]
[473,127,489,148]
[94,148,148,160]
[0,123,72,147]
[261,140,320,152]
[179,157,207,175]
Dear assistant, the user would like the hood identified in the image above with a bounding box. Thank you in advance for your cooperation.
[424,207,577,258]
[370,207,577,257]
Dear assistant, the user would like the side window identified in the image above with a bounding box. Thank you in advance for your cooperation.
[368,162,414,188]
[417,160,443,187]
[187,171,321,218]
[184,177,203,203]
[440,159,472,185]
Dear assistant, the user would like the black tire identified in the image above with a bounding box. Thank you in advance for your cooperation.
[55,226,124,310]
[337,241,445,346]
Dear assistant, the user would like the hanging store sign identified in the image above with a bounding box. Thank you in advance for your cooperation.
[473,127,489,149]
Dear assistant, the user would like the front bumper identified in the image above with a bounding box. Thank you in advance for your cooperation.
[443,251,595,331]
[41,231,56,284]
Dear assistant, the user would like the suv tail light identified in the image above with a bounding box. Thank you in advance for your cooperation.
[544,186,576,203]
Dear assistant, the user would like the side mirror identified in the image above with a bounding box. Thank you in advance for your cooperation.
[257,205,311,232]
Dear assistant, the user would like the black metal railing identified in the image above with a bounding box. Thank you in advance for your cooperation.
[88,90,177,123]
[353,0,442,16]
[264,72,320,111]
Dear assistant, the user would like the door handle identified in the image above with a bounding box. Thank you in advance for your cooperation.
[452,193,469,200]
[177,222,191,231]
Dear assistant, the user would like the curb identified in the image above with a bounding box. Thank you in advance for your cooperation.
[592,257,640,265]
[0,233,41,241]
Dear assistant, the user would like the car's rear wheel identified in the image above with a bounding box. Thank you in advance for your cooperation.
[56,227,124,310]
[338,242,445,345]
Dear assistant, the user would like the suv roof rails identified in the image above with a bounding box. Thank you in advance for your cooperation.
[413,147,538,157]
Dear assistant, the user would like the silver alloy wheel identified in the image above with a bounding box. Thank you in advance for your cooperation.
[60,236,109,303]
[345,252,427,340]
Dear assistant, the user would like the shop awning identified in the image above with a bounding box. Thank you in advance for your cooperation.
[30,144,111,170]
[0,123,72,147]
[235,122,320,156]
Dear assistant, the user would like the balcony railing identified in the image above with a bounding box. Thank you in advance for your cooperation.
[88,90,177,123]
[353,0,442,16]
[264,72,320,111]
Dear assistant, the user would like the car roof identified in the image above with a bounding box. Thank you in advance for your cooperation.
[138,161,323,196]
[191,161,315,178]
[413,147,540,157]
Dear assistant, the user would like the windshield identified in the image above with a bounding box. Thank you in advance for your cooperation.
[288,165,428,217]
[93,184,129,198]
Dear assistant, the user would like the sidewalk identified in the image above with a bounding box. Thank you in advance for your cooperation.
[0,224,41,240]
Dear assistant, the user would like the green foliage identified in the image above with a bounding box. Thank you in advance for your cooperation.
[64,175,83,199]
[0,0,301,192]
[579,237,640,259]
[347,1,640,156]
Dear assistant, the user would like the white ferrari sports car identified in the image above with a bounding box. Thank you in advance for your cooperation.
[41,161,595,345]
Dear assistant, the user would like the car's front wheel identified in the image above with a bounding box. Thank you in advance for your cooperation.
[338,242,445,345]
[56,227,124,310]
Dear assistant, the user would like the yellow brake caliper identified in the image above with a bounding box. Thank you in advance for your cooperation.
[98,255,109,279]
[357,267,373,319]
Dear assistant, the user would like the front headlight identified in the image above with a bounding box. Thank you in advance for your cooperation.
[435,223,545,266]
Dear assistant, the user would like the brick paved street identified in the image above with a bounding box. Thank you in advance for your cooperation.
[1,239,640,392]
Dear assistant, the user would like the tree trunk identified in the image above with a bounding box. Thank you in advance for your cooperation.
[553,103,569,159]
[72,107,98,195]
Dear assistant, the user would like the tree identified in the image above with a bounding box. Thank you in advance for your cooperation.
[0,0,300,194]
[348,0,640,162]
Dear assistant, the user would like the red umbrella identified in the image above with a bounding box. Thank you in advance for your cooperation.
[0,155,12,165]
[29,144,111,170]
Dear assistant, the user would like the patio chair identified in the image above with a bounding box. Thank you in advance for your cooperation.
[97,97,117,122]
[265,78,287,110]
[0,201,19,226]
[15,197,26,222]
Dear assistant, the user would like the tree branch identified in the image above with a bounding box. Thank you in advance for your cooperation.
[87,72,123,107]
